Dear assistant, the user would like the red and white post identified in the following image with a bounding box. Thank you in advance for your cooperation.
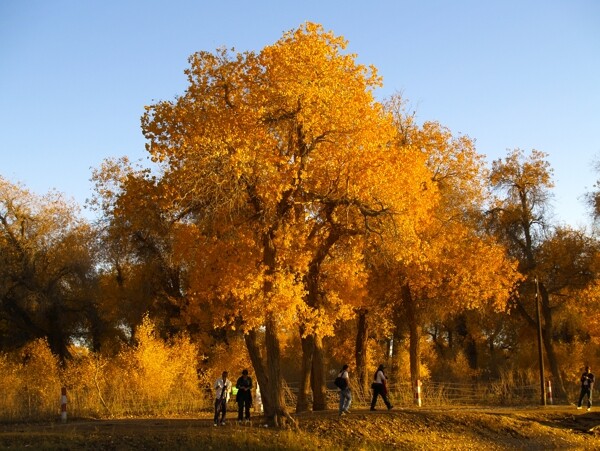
[414,380,422,407]
[546,380,553,405]
[60,387,67,422]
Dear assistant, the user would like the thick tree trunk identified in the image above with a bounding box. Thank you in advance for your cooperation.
[258,230,296,427]
[390,329,402,384]
[244,329,272,416]
[86,304,108,353]
[408,323,421,385]
[296,333,314,413]
[355,308,369,391]
[311,334,327,410]
[298,228,340,412]
[264,314,294,426]
[47,304,70,364]
[402,283,421,384]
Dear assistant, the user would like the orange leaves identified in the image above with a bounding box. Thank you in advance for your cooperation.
[366,99,523,326]
[129,22,527,353]
[490,148,555,205]
[260,22,386,149]
[135,22,425,337]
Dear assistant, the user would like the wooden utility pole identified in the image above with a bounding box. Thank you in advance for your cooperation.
[535,277,546,406]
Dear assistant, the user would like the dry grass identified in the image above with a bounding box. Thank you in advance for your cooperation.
[1,406,599,450]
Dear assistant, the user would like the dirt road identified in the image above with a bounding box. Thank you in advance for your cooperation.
[1,405,598,450]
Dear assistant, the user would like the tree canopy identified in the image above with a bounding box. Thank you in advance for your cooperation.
[2,23,600,415]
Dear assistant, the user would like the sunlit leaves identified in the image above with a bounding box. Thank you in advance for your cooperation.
[136,22,435,340]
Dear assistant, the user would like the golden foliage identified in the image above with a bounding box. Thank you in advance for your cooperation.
[135,22,438,342]
[115,315,202,404]
[0,339,61,420]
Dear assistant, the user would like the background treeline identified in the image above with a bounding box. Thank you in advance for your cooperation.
[2,23,600,424]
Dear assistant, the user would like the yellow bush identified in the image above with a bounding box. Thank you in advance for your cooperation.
[17,339,61,419]
[61,349,109,418]
[0,353,22,420]
[99,315,205,415]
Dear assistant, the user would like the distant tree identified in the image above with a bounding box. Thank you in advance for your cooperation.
[369,111,520,386]
[487,148,583,400]
[0,176,97,362]
[91,158,189,341]
[585,159,600,223]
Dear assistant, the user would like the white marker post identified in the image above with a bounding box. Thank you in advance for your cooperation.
[414,380,422,407]
[60,387,67,422]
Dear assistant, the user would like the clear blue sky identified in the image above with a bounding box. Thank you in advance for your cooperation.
[1,0,599,226]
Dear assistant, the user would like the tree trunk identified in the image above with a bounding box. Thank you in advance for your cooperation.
[355,308,369,391]
[258,229,296,427]
[244,329,272,416]
[402,283,421,384]
[311,333,327,410]
[540,283,568,400]
[513,281,568,400]
[298,227,340,412]
[390,329,403,384]
[264,314,294,426]
[47,304,70,364]
[296,333,314,413]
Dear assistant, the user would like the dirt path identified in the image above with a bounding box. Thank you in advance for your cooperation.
[1,406,599,450]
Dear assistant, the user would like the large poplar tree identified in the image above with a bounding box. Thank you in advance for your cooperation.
[139,23,431,422]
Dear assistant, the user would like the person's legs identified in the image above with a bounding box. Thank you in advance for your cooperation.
[244,398,251,420]
[339,388,351,413]
[242,399,246,420]
[221,399,227,422]
[370,386,380,410]
[213,399,220,424]
[587,389,593,409]
[381,391,392,409]
[237,401,243,421]
[344,389,352,412]
[578,388,586,407]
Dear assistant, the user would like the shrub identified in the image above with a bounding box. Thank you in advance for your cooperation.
[0,339,62,421]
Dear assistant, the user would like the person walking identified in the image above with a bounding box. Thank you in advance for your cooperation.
[370,364,393,411]
[236,369,253,423]
[213,371,232,426]
[337,364,352,416]
[577,366,595,411]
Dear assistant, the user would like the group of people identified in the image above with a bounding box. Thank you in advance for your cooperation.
[337,363,393,416]
[214,364,596,422]
[343,364,597,415]
[213,369,254,426]
[213,364,393,424]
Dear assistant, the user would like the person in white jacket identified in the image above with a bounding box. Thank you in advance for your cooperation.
[213,371,232,426]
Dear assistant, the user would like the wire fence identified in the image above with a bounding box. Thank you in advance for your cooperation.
[284,379,579,409]
[4,378,581,422]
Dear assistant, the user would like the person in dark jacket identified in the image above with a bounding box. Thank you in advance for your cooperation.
[236,369,253,422]
[370,364,393,411]
[577,366,595,411]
